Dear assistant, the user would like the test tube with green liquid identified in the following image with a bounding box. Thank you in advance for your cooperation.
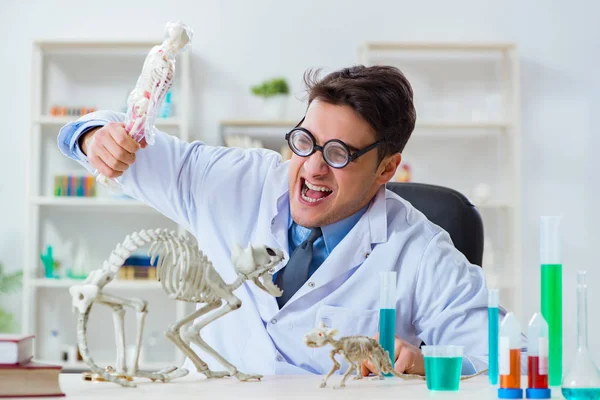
[540,216,562,386]
[379,271,397,375]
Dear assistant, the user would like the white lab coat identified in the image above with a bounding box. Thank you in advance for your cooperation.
[60,110,519,377]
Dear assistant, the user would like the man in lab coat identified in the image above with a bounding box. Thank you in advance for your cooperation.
[58,65,511,378]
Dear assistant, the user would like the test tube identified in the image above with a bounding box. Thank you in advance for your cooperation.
[540,216,562,386]
[526,313,551,399]
[488,289,499,385]
[498,312,523,399]
[379,271,396,373]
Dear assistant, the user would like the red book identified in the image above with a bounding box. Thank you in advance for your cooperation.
[0,334,34,366]
[0,361,64,397]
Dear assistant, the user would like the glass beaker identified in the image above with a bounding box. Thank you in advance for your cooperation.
[422,345,463,391]
[561,270,600,399]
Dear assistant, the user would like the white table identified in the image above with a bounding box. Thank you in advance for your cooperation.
[40,374,563,399]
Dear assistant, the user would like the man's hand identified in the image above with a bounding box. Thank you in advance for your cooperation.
[361,333,425,376]
[80,122,147,179]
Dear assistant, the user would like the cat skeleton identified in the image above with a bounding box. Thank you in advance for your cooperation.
[69,228,283,387]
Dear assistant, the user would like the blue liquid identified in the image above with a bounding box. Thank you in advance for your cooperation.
[379,308,396,375]
[488,306,499,385]
[424,357,462,391]
[562,388,600,399]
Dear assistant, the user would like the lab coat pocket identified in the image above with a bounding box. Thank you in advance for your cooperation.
[310,305,380,374]
[315,304,380,336]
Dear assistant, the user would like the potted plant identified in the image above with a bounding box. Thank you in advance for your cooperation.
[0,263,23,333]
[251,77,290,119]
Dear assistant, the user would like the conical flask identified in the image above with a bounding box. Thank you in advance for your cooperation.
[561,270,600,399]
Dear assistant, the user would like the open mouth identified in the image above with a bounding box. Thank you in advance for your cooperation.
[300,178,333,204]
[304,339,318,348]
[253,267,284,297]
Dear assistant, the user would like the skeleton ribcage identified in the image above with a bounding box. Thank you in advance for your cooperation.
[147,230,220,303]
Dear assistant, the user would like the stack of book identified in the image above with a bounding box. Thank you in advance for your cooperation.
[0,334,64,397]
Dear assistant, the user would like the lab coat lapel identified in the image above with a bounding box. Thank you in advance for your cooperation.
[242,163,291,318]
[284,186,388,306]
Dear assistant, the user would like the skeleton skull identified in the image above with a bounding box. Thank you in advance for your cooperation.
[231,243,284,297]
[164,21,192,52]
[304,322,339,348]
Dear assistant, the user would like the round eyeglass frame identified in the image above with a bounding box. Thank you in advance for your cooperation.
[284,119,384,169]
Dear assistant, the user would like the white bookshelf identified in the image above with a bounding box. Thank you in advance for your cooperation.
[358,41,522,317]
[23,39,193,371]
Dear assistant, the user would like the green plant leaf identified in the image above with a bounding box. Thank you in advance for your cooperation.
[250,77,289,98]
[0,263,23,294]
[0,309,16,333]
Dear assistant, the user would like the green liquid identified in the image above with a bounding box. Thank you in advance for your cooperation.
[379,308,396,376]
[424,357,462,391]
[541,263,562,386]
[561,388,600,400]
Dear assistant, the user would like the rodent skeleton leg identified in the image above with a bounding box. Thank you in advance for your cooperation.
[336,353,358,389]
[321,349,342,388]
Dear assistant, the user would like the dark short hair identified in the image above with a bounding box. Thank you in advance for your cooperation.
[303,65,416,163]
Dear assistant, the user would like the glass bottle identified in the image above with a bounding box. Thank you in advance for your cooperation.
[561,270,600,399]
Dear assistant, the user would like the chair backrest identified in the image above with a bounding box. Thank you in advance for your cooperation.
[385,182,484,267]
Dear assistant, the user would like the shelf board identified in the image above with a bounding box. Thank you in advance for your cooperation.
[220,119,510,130]
[31,196,153,208]
[416,121,511,130]
[31,197,162,214]
[37,115,181,128]
[32,278,162,289]
[220,119,299,128]
[35,40,159,49]
[362,41,515,52]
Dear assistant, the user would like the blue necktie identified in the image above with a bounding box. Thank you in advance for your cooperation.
[276,227,322,308]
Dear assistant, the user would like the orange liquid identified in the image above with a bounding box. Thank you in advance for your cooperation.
[500,349,521,388]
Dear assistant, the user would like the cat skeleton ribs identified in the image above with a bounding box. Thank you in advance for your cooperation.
[69,228,284,387]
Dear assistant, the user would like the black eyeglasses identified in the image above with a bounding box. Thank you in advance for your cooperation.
[284,118,384,169]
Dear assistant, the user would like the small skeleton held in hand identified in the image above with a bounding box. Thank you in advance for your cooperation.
[69,229,284,387]
[304,322,487,389]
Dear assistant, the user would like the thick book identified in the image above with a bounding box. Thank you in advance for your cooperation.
[0,361,64,398]
[0,334,34,366]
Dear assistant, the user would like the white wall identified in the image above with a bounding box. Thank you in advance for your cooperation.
[1,0,598,370]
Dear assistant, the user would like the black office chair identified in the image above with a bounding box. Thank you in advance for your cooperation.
[385,182,484,267]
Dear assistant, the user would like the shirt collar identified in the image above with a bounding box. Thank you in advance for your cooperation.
[321,204,369,254]
[288,203,370,255]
